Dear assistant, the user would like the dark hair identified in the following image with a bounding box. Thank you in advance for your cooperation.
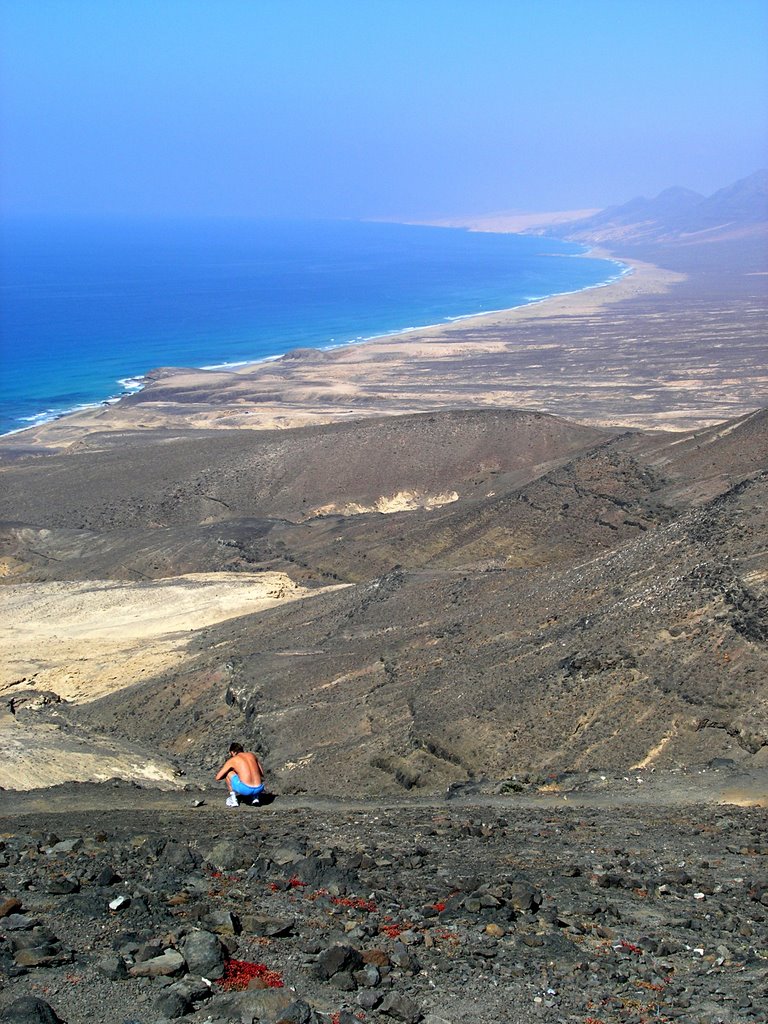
[229,742,244,754]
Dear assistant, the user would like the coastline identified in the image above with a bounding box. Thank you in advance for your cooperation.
[2,229,765,452]
[1,241,627,440]
[1,249,694,452]
[0,224,618,440]
[1,228,766,805]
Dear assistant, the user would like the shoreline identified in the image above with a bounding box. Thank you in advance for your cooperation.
[3,231,764,449]
[1,241,629,440]
[2,248,686,452]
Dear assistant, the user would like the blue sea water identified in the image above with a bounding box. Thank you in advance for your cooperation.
[0,218,626,436]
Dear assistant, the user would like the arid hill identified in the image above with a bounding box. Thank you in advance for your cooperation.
[2,406,766,797]
[550,168,768,247]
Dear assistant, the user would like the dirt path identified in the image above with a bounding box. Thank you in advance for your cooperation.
[2,760,766,818]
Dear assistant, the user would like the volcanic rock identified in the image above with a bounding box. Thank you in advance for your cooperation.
[0,1000,64,1024]
[180,928,225,978]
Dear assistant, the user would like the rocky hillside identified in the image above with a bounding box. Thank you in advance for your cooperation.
[2,407,766,797]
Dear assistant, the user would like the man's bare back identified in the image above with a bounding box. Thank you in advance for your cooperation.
[215,743,266,806]
[217,750,263,787]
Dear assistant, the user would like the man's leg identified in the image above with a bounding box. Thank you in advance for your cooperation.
[225,773,240,807]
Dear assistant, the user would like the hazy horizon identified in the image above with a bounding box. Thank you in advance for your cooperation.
[2,0,767,221]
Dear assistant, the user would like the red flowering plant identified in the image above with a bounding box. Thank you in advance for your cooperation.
[379,916,413,939]
[218,959,284,991]
[268,875,308,893]
[307,887,329,899]
[617,939,643,956]
[330,895,377,912]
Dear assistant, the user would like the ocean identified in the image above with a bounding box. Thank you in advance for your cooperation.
[0,218,625,436]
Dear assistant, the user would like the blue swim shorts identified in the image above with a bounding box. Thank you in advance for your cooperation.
[230,774,265,798]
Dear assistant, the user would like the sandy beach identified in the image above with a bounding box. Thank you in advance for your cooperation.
[2,228,765,460]
[0,250,718,455]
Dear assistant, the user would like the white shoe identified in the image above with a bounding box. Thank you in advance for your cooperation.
[226,794,239,807]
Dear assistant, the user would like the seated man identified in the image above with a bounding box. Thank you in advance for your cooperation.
[216,742,265,807]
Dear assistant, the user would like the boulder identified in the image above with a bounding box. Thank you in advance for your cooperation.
[206,841,252,871]
[181,929,226,979]
[0,898,23,918]
[314,943,364,981]
[207,988,293,1020]
[0,999,64,1023]
[153,990,191,1019]
[379,992,423,1023]
[128,949,186,978]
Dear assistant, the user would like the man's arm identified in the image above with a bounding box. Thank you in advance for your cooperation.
[215,757,235,782]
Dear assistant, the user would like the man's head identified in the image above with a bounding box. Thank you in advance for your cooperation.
[229,742,244,755]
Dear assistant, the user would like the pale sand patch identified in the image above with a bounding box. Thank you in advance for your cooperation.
[3,572,309,641]
[0,572,347,789]
[403,209,602,233]
[0,714,182,791]
[308,489,459,518]
[2,637,188,706]
[0,573,347,703]
[719,788,768,808]
[631,726,680,769]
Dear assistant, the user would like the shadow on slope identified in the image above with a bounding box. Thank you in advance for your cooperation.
[0,409,612,531]
[69,468,768,797]
[5,408,767,796]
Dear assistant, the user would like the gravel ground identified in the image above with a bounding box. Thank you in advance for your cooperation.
[1,780,767,1024]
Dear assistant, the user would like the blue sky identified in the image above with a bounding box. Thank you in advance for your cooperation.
[2,0,767,219]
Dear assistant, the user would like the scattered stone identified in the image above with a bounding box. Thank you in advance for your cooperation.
[379,991,423,1022]
[2,915,37,931]
[45,878,79,895]
[153,989,191,1019]
[0,800,765,1024]
[201,909,240,935]
[240,913,295,937]
[46,839,82,855]
[181,929,225,979]
[206,841,251,871]
[95,955,128,980]
[128,949,186,978]
[315,943,364,981]
[0,898,23,918]
[208,988,294,1020]
[94,866,120,886]
[271,843,307,866]
[13,948,70,969]
[274,999,313,1023]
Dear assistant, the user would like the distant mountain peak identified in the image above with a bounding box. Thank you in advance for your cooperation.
[654,185,705,202]
[551,171,768,245]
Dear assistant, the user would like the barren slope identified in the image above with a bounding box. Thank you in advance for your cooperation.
[3,407,764,796]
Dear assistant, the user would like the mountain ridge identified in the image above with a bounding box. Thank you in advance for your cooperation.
[545,169,768,245]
